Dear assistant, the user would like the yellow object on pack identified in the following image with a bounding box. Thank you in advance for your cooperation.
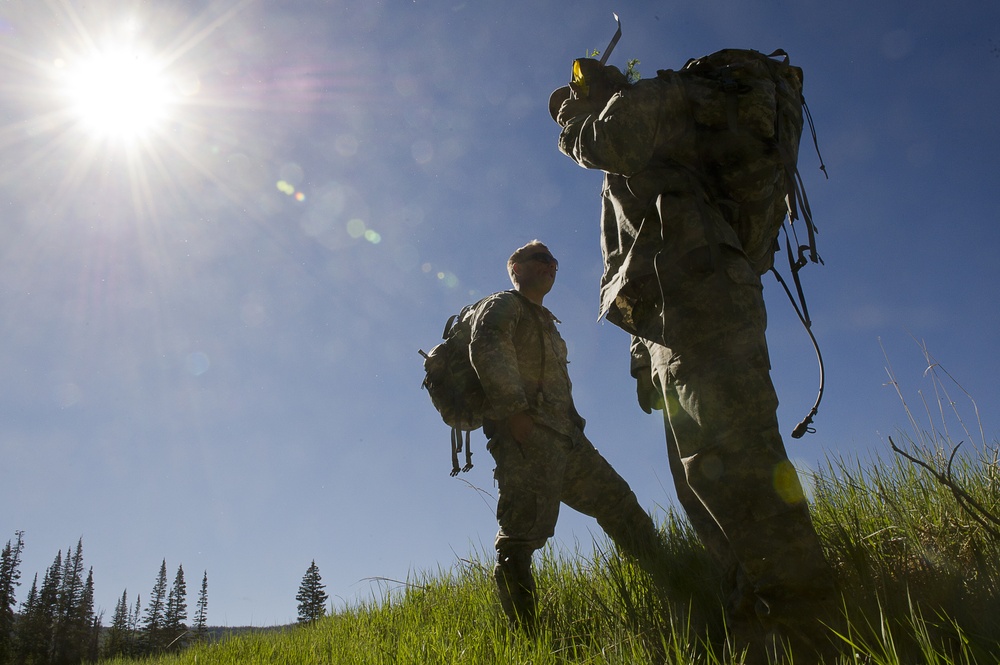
[572,60,589,98]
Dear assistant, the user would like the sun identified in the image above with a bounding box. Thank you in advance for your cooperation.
[62,45,175,142]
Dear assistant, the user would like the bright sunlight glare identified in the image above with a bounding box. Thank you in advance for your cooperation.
[64,46,174,141]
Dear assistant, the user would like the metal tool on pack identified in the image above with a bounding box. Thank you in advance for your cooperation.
[599,13,622,65]
[570,14,624,100]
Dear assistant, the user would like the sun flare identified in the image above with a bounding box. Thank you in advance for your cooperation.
[63,46,175,141]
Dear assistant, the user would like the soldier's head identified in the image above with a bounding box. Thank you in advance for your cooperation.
[508,240,559,301]
[549,59,630,123]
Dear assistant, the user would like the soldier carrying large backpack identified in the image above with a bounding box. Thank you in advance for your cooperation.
[550,46,839,663]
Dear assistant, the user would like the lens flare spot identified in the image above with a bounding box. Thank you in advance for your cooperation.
[364,229,381,244]
[773,460,805,505]
[176,74,201,97]
[185,352,210,376]
[54,382,82,408]
[279,162,305,186]
[699,454,724,481]
[346,218,366,238]
[276,180,295,195]
[411,140,433,164]
[437,271,459,288]
[335,134,358,157]
[240,295,267,327]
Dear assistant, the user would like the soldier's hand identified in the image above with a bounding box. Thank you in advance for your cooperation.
[635,369,664,414]
[507,411,535,444]
[556,96,603,127]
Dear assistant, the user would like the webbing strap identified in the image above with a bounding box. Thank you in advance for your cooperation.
[450,428,473,476]
[516,291,548,408]
[770,257,825,439]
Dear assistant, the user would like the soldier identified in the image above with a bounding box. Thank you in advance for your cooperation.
[470,240,663,633]
[550,63,839,661]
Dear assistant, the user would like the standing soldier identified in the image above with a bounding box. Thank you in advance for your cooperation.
[550,57,839,662]
[470,240,663,634]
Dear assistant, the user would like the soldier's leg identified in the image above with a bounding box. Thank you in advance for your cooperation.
[653,365,743,580]
[663,333,838,656]
[488,423,567,632]
[558,434,663,573]
[652,247,838,659]
[650,343,761,651]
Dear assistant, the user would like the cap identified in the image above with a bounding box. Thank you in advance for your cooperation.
[548,86,571,123]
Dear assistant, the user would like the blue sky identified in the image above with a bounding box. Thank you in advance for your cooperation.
[1,0,998,627]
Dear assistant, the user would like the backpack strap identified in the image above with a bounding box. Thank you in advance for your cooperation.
[450,428,472,476]
[509,290,548,407]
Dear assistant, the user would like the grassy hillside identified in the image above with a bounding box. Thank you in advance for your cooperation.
[99,439,1000,664]
[101,358,1000,664]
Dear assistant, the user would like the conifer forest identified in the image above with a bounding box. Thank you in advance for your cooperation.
[0,531,210,664]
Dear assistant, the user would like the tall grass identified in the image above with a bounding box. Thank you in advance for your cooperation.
[101,351,1000,664]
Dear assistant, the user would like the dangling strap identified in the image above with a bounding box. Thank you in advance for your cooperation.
[450,428,473,476]
[450,428,461,476]
[769,229,826,439]
[462,430,473,472]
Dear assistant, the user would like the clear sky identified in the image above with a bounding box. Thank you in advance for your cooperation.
[1,0,998,627]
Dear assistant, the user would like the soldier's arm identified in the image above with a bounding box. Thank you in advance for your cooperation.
[556,81,663,176]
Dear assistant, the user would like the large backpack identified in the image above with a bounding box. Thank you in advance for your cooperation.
[669,48,827,437]
[665,48,822,275]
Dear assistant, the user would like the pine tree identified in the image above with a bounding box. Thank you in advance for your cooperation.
[105,589,131,659]
[143,560,168,652]
[192,571,208,641]
[53,539,90,665]
[80,569,100,663]
[13,552,62,664]
[163,565,187,651]
[0,531,25,665]
[13,574,41,664]
[87,613,102,664]
[295,560,328,624]
[128,593,142,657]
[37,550,63,662]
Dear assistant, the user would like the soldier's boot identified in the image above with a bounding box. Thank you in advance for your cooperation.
[494,549,537,634]
[722,565,770,665]
[727,510,843,664]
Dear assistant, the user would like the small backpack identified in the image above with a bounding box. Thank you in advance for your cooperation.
[420,290,546,475]
[419,298,488,476]
[665,48,823,275]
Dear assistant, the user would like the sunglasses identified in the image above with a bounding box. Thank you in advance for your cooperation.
[524,252,559,270]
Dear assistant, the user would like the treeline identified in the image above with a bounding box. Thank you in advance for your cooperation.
[0,531,209,665]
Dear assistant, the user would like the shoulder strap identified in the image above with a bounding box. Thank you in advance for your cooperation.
[509,290,548,406]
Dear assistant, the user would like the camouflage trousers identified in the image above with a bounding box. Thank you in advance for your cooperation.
[641,245,839,660]
[487,421,661,629]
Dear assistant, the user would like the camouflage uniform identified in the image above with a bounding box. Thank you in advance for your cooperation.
[469,290,662,631]
[555,73,837,658]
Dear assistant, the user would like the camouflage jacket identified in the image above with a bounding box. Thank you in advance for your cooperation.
[469,290,585,439]
[556,73,743,339]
